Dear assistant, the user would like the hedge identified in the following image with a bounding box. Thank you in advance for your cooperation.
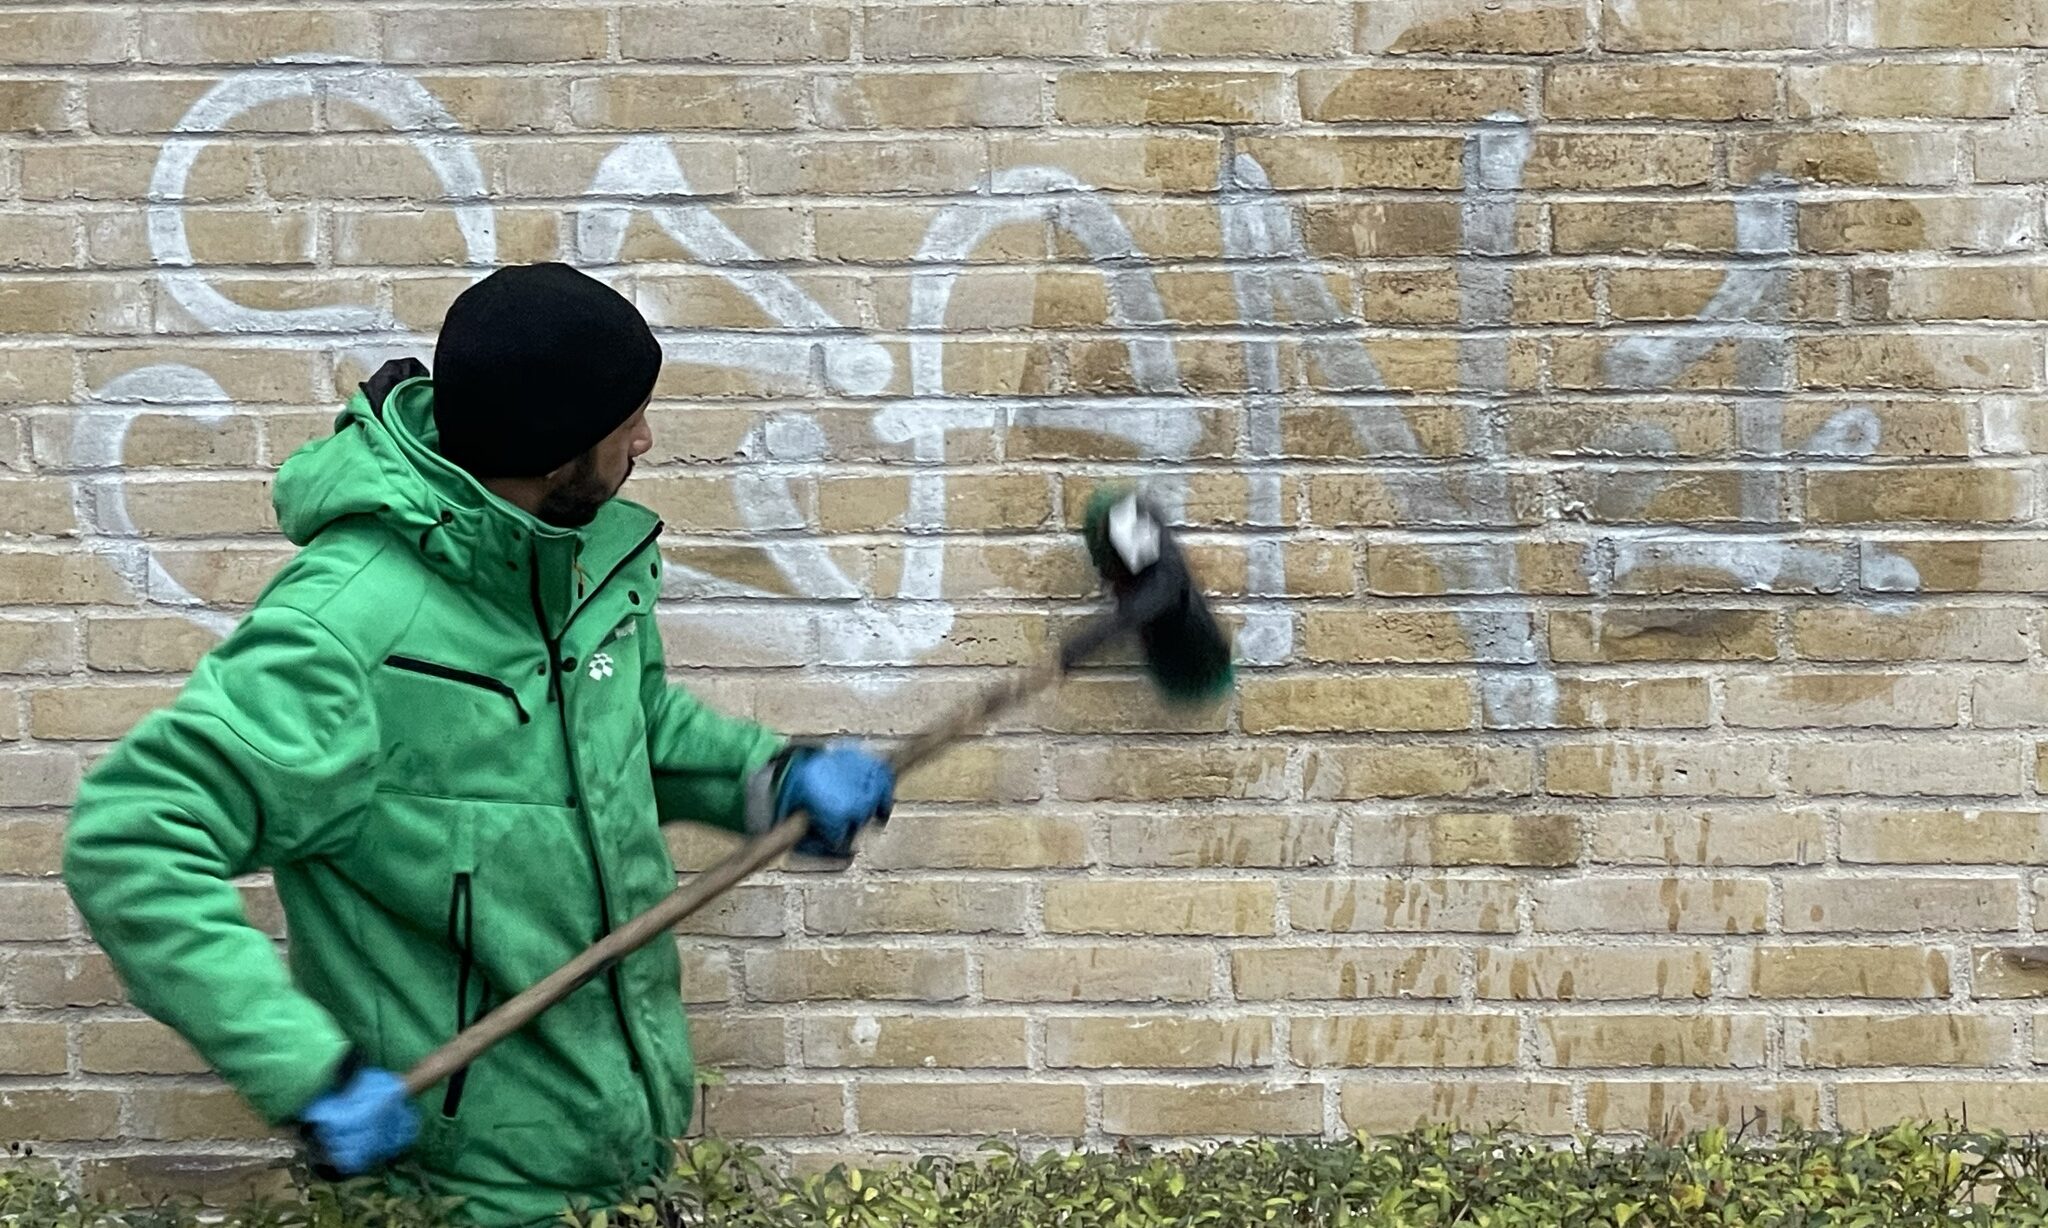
[10,1123,2048,1226]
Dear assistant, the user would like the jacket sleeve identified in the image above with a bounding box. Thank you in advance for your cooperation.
[62,604,381,1125]
[636,610,785,833]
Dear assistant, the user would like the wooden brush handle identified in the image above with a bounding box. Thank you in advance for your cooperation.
[402,646,1081,1098]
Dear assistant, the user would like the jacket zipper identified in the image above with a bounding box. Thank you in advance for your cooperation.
[385,655,531,724]
[442,872,477,1118]
[529,523,665,1084]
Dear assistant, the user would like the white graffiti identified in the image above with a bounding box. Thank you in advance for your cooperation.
[68,62,1925,712]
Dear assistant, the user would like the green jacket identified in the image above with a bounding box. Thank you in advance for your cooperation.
[63,360,786,1224]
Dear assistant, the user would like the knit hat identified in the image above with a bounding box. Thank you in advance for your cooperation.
[431,263,662,478]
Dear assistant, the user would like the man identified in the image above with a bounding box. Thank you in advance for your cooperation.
[62,263,896,1224]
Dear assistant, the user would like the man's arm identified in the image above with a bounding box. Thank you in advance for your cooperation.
[63,604,382,1125]
[635,610,786,833]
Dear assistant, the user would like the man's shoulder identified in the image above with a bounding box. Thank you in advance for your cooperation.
[251,523,435,670]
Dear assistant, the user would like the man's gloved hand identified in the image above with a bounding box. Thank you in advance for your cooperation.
[300,1066,419,1175]
[776,743,895,858]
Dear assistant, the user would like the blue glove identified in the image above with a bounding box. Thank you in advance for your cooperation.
[300,1066,419,1175]
[776,743,895,858]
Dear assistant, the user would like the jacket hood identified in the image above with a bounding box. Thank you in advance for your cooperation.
[273,359,660,630]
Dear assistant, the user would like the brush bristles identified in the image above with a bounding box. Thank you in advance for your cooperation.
[1079,484,1235,706]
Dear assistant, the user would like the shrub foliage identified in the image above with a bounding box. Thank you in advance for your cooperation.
[13,1124,2048,1226]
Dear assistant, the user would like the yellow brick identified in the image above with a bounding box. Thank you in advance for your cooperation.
[1737,945,1950,998]
[742,949,968,1002]
[981,946,1213,1003]
[128,1088,269,1141]
[1044,881,1276,936]
[1555,201,1747,257]
[0,80,69,133]
[1551,608,1776,664]
[569,74,805,130]
[1724,673,1960,729]
[1546,742,1772,799]
[1864,267,2048,322]
[1586,1081,1819,1134]
[816,202,1043,263]
[1524,133,1716,190]
[0,617,72,674]
[751,136,984,195]
[87,77,315,136]
[1793,1014,2008,1068]
[1531,877,1769,934]
[1493,677,1711,732]
[88,208,313,269]
[681,949,734,1004]
[895,743,1041,803]
[621,6,854,63]
[1239,135,1464,190]
[0,1091,122,1142]
[1801,196,2034,254]
[490,138,737,199]
[1545,63,1776,120]
[102,478,276,538]
[1791,64,2018,119]
[0,278,148,335]
[1102,1083,1320,1136]
[3,953,125,1008]
[78,1156,292,1206]
[1290,875,1518,934]
[1108,2,1346,55]
[79,1020,207,1075]
[1791,739,2025,797]
[342,208,561,270]
[140,8,374,63]
[0,478,73,536]
[671,887,785,940]
[1056,745,1288,802]
[1792,606,2028,661]
[1974,946,2048,998]
[1367,541,1595,597]
[863,813,1087,870]
[1307,471,1544,526]
[803,1015,1029,1069]
[1295,1013,1517,1068]
[1299,66,1530,121]
[1047,1016,1274,1069]
[1873,540,2048,593]
[0,553,131,605]
[1476,946,1711,1001]
[1341,1079,1574,1133]
[1556,468,1769,525]
[1283,538,1359,596]
[816,71,1041,129]
[0,1021,64,1076]
[84,346,320,404]
[0,10,127,64]
[1842,0,2048,46]
[1835,1082,2048,1133]
[803,881,1026,935]
[1354,812,1578,868]
[1609,268,1835,324]
[1975,676,2048,729]
[699,1084,843,1137]
[386,6,607,62]
[1306,744,1536,800]
[1301,202,1466,257]
[1735,131,1959,187]
[1603,0,1826,50]
[1787,876,2020,933]
[1799,331,2038,390]
[1359,0,1586,53]
[1241,675,1472,734]
[859,1082,1086,1135]
[148,546,294,605]
[1590,809,1823,867]
[1540,1014,1766,1069]
[1101,813,1334,869]
[403,75,564,133]
[863,4,1094,59]
[29,684,178,742]
[688,1014,786,1068]
[22,143,253,203]
[1776,399,1970,457]
[1231,946,1462,1001]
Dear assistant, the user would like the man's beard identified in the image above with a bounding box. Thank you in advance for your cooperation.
[536,453,630,528]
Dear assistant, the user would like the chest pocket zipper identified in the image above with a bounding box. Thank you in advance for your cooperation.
[384,655,531,724]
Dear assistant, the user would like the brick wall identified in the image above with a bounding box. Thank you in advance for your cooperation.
[6,0,2048,1196]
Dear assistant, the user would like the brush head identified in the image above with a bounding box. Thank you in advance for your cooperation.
[1080,484,1235,705]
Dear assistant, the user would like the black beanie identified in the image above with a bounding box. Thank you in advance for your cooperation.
[431,263,662,478]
